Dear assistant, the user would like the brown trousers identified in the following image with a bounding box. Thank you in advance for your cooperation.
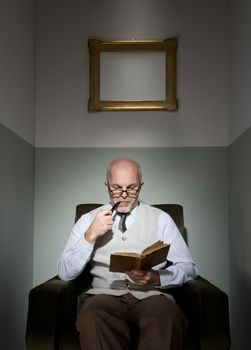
[76,293,188,350]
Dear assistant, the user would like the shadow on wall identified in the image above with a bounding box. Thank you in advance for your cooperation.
[0,274,26,350]
[231,267,251,350]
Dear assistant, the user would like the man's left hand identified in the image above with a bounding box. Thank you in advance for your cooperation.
[126,269,160,286]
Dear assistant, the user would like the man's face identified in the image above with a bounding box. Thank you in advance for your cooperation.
[106,161,143,213]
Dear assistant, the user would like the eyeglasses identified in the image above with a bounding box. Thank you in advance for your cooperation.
[106,184,141,198]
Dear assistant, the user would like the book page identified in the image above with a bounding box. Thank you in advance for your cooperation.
[111,252,142,258]
[142,240,167,255]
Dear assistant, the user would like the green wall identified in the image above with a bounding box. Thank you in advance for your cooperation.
[0,123,34,350]
[229,125,251,350]
[33,147,229,295]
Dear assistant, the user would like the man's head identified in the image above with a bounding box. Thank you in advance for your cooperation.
[105,158,144,213]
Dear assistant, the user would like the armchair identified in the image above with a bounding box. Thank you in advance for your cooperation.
[26,204,231,350]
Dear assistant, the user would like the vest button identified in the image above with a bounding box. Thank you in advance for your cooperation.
[122,236,127,241]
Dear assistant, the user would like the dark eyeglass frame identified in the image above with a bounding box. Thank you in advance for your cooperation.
[106,183,142,198]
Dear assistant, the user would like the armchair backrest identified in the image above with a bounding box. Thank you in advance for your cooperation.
[75,203,185,240]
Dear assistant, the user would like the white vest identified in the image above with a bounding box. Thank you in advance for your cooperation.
[85,203,174,301]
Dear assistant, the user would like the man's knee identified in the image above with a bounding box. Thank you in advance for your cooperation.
[135,296,187,328]
[78,294,112,317]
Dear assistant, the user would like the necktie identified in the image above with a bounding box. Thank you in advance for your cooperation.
[118,213,128,233]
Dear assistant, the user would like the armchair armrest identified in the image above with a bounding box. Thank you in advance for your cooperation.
[171,276,231,350]
[26,266,92,350]
[26,277,78,350]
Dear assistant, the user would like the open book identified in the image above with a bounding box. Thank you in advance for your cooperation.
[109,240,170,273]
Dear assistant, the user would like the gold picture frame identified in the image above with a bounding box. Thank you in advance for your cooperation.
[88,38,178,112]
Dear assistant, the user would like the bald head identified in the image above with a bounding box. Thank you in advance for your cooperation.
[106,158,142,184]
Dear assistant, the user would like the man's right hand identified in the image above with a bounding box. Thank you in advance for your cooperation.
[84,209,113,244]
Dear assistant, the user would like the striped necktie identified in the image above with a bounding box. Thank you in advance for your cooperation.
[118,213,128,233]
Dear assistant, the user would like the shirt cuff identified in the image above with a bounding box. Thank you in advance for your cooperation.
[157,269,171,288]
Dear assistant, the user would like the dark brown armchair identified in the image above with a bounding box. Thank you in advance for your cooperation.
[26,204,231,350]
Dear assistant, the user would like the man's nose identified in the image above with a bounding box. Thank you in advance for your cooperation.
[121,190,128,198]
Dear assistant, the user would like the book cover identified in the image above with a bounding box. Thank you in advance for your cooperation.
[109,240,170,273]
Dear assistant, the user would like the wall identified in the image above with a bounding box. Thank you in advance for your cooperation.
[229,127,251,350]
[0,124,34,349]
[0,0,35,349]
[229,0,251,349]
[33,0,230,301]
[0,0,35,145]
[229,0,251,143]
[35,0,229,148]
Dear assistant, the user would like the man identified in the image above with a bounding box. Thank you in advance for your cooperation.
[58,158,198,350]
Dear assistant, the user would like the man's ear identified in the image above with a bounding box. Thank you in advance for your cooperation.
[105,182,109,193]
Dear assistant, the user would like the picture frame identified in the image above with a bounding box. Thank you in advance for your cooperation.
[88,38,178,112]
